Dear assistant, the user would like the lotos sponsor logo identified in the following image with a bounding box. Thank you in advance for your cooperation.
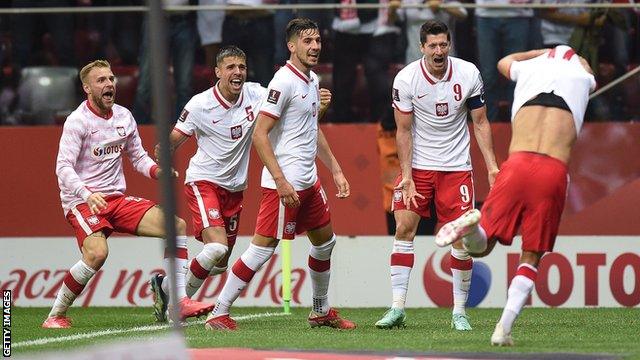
[423,251,491,307]
[92,143,124,158]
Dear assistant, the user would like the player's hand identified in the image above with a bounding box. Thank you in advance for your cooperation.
[394,178,425,210]
[275,178,300,208]
[487,168,499,188]
[319,88,332,114]
[333,171,350,198]
[87,192,108,215]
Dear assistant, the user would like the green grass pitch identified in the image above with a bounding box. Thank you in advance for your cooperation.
[11,307,640,358]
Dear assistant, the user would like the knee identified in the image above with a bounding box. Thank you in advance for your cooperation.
[175,216,187,235]
[395,221,416,240]
[83,246,108,269]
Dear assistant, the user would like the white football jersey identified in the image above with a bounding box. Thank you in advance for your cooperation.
[510,45,596,135]
[174,82,266,192]
[392,56,484,171]
[259,61,321,191]
[56,101,157,215]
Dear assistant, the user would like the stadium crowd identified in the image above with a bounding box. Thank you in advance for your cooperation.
[0,0,638,125]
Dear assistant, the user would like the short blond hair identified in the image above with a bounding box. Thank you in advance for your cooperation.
[79,60,111,84]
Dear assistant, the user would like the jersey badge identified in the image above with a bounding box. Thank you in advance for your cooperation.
[393,88,400,102]
[284,221,296,235]
[436,103,449,117]
[230,125,243,140]
[117,126,126,137]
[267,89,281,104]
[87,215,99,226]
[207,208,221,220]
[178,109,189,122]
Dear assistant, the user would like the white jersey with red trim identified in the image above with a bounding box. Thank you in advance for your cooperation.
[174,82,266,191]
[56,101,157,215]
[392,56,484,171]
[258,61,321,191]
[510,45,596,134]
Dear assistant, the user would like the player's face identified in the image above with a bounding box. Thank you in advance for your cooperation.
[84,67,116,112]
[215,56,247,96]
[421,33,450,74]
[289,29,321,68]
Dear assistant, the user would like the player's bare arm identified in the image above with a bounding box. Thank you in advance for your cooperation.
[154,129,190,161]
[394,108,425,209]
[497,49,549,79]
[318,88,332,120]
[470,106,499,187]
[252,112,300,207]
[317,129,350,198]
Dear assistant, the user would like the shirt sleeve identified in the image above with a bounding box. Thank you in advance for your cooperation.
[392,74,413,114]
[470,67,484,98]
[509,60,522,81]
[173,99,198,137]
[56,117,92,201]
[259,75,291,120]
[124,113,157,178]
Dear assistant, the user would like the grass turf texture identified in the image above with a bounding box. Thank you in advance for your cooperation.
[12,307,640,358]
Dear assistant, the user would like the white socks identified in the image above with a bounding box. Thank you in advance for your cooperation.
[185,242,229,298]
[390,239,414,309]
[212,243,275,317]
[308,235,336,315]
[49,260,96,317]
[450,247,472,316]
[161,235,189,300]
[499,263,537,334]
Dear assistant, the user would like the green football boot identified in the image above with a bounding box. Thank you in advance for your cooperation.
[375,308,406,329]
[451,313,472,331]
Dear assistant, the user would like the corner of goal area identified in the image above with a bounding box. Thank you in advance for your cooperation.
[19,332,189,360]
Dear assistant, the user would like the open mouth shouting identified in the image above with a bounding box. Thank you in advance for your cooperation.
[229,77,244,92]
[102,88,115,105]
[433,57,446,67]
[307,52,319,63]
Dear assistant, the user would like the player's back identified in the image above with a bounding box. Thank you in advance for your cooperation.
[508,46,596,163]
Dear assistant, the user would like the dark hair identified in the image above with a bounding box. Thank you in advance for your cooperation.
[420,20,450,45]
[215,45,246,67]
[285,18,319,41]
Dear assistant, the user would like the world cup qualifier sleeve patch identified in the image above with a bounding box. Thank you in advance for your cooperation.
[178,109,189,122]
[267,89,281,104]
[393,88,400,102]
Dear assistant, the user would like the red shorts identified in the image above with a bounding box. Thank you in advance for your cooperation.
[66,194,156,249]
[255,180,331,240]
[184,181,243,246]
[480,152,568,252]
[391,169,474,223]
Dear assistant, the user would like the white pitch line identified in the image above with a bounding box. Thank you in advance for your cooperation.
[14,312,289,348]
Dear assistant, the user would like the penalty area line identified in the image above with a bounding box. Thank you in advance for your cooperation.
[14,312,289,348]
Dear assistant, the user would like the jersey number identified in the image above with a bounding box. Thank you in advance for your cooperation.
[245,106,254,122]
[460,184,471,203]
[228,214,239,232]
[453,84,462,101]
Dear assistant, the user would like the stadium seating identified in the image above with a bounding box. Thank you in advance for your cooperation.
[15,67,79,125]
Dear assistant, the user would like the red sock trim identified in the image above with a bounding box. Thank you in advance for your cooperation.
[516,264,538,281]
[164,247,188,259]
[232,259,256,283]
[390,253,414,267]
[450,255,473,271]
[63,272,85,295]
[308,256,331,272]
[190,258,210,280]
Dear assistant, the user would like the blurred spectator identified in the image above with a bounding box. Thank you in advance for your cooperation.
[475,0,534,121]
[394,0,467,63]
[133,0,197,124]
[85,0,143,65]
[197,0,226,68]
[331,0,400,123]
[537,0,599,48]
[11,0,76,69]
[222,0,275,86]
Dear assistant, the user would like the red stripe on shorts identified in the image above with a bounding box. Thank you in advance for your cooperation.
[390,253,414,268]
[232,259,256,283]
[190,258,210,280]
[450,255,473,271]
[516,264,538,281]
[308,256,331,272]
[63,272,85,295]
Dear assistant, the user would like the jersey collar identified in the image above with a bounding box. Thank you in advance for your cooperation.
[85,99,113,120]
[420,57,453,85]
[285,61,312,84]
[213,81,243,110]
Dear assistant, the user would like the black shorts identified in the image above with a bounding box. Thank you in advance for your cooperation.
[522,91,571,112]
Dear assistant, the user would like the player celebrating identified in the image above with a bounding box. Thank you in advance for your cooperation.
[148,46,266,322]
[43,60,213,328]
[376,20,499,331]
[204,18,355,331]
[436,45,596,345]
